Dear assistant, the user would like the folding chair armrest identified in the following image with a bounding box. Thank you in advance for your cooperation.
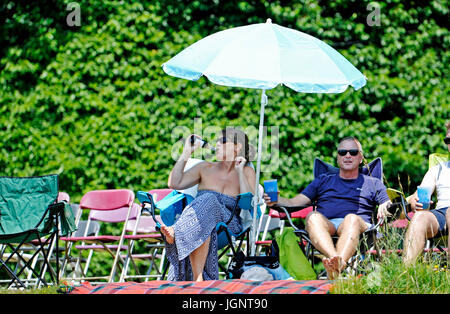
[138,192,160,230]
[388,201,408,218]
[293,228,310,239]
[364,217,382,234]
[269,205,302,232]
[217,222,249,239]
[226,194,242,225]
[402,198,412,221]
[36,201,66,230]
[48,201,66,216]
[270,204,312,214]
[386,188,413,220]
[392,193,413,221]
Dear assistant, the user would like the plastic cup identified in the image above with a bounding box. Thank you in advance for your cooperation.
[264,179,278,202]
[417,186,432,210]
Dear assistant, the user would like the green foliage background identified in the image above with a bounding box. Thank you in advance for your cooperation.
[1,0,449,202]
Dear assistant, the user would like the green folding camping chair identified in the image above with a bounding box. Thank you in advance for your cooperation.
[0,174,76,288]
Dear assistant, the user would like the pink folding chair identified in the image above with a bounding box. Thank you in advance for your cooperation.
[120,216,165,282]
[57,191,70,203]
[60,189,137,283]
[147,188,173,202]
[119,189,172,282]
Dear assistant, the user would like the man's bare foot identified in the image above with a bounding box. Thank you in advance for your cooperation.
[337,256,347,273]
[323,256,346,280]
[161,225,175,244]
[322,257,337,280]
[330,256,347,274]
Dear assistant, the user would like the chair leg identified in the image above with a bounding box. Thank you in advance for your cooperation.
[258,216,271,255]
[0,257,27,288]
[35,234,59,288]
[59,241,71,279]
[143,247,160,281]
[119,241,134,282]
[157,247,166,280]
[160,257,169,280]
[4,231,55,288]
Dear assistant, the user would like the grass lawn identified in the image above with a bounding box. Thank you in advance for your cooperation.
[0,286,60,294]
[2,254,448,294]
[0,226,448,294]
[331,255,449,294]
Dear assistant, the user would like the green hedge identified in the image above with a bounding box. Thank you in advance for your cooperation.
[1,0,448,202]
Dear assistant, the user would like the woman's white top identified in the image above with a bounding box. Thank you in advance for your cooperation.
[420,161,450,209]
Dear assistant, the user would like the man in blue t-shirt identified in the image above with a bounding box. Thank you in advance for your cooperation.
[264,137,391,279]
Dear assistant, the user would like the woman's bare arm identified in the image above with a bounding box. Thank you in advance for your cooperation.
[168,134,205,190]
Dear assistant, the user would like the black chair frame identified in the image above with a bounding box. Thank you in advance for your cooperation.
[0,201,65,288]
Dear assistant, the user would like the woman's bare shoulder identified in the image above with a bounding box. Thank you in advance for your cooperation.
[243,164,256,174]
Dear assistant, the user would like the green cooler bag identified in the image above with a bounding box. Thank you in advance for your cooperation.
[276,227,316,280]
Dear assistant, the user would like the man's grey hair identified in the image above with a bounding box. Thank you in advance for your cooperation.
[338,136,364,156]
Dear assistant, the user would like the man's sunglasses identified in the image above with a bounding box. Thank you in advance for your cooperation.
[337,149,359,156]
[444,137,450,145]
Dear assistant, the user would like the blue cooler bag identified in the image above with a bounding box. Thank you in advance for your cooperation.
[154,190,193,226]
[137,190,194,227]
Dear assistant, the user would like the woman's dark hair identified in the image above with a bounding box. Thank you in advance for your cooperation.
[222,127,255,162]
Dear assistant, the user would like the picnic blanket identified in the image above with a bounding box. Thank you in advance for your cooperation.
[68,279,333,294]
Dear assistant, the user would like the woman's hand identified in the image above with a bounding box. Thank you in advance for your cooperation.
[410,195,421,211]
[410,195,433,211]
[181,134,203,159]
[234,156,247,173]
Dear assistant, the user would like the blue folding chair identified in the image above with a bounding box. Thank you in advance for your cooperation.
[269,157,385,278]
[136,190,261,279]
[216,192,261,277]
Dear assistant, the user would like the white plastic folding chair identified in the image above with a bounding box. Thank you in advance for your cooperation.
[59,205,102,280]
[119,214,166,282]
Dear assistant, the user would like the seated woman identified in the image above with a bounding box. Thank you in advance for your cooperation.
[162,127,256,282]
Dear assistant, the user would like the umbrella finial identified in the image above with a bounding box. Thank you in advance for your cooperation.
[266,18,272,24]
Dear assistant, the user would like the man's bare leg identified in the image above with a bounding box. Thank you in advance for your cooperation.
[306,212,337,257]
[306,212,338,278]
[189,236,211,282]
[403,211,439,265]
[335,214,368,274]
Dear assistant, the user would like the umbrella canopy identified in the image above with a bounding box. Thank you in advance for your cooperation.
[162,19,367,255]
[162,19,366,93]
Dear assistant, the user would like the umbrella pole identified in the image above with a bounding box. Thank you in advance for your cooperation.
[251,89,267,256]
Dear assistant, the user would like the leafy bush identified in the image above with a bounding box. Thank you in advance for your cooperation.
[0,0,448,204]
